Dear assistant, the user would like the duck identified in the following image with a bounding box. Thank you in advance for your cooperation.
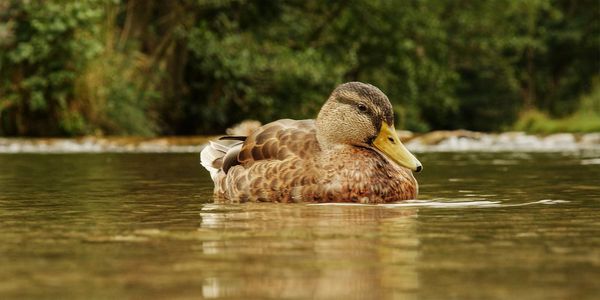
[200,82,422,203]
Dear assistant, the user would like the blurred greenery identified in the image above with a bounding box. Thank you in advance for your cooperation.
[0,0,598,136]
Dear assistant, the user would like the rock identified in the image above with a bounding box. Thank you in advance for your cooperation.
[0,130,599,153]
[543,133,576,145]
[396,130,414,142]
[497,132,542,147]
[414,130,482,145]
[226,120,262,136]
[580,133,600,145]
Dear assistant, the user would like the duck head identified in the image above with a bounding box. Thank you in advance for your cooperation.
[316,82,422,172]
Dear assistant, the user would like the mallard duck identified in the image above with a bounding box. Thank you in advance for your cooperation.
[200,82,422,203]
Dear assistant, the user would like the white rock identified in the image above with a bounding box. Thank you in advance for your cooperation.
[581,133,600,145]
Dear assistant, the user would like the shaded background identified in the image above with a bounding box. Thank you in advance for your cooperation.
[0,0,598,137]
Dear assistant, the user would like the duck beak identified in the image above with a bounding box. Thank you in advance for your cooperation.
[372,122,422,172]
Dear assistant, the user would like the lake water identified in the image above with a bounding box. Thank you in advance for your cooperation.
[1,152,599,299]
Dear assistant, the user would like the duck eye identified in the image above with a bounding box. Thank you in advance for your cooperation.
[357,104,367,112]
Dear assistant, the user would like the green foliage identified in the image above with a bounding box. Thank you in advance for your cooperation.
[0,0,104,136]
[514,109,600,133]
[514,79,600,133]
[183,3,347,133]
[0,0,598,136]
[73,6,160,137]
[77,50,159,136]
[180,0,524,133]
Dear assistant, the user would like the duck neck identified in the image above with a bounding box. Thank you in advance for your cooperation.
[316,100,343,150]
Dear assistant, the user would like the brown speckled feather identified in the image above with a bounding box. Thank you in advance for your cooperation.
[212,119,417,203]
[238,119,319,163]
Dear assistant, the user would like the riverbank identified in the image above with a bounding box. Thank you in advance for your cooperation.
[1,131,600,153]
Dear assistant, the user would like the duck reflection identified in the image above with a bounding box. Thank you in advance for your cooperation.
[198,203,419,299]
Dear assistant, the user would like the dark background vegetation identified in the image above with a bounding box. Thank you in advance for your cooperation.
[0,0,598,136]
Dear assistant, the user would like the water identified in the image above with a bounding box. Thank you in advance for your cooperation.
[0,152,599,299]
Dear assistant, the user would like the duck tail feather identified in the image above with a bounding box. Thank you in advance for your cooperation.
[200,139,244,182]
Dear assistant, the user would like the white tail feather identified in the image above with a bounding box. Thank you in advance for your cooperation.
[200,140,243,182]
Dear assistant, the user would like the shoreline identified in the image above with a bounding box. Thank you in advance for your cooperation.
[1,131,599,154]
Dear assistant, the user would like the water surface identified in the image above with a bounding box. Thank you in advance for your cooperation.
[0,152,599,299]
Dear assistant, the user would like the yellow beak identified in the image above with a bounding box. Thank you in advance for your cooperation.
[372,122,422,172]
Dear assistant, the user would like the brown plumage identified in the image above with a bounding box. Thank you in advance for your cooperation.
[200,82,422,203]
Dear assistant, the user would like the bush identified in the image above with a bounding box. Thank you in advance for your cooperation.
[0,1,103,136]
[514,80,600,133]
[1,0,598,136]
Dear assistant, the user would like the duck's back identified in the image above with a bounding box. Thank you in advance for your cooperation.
[238,119,319,164]
[204,119,322,202]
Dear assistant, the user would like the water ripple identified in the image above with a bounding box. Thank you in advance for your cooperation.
[311,199,570,208]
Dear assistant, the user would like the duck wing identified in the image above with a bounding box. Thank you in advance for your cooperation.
[237,119,320,165]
